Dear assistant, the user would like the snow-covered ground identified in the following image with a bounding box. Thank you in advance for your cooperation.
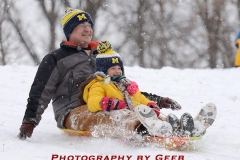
[0,65,240,160]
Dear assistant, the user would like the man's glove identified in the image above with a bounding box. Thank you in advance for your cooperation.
[159,97,182,110]
[18,120,35,140]
[147,102,160,116]
[100,97,126,111]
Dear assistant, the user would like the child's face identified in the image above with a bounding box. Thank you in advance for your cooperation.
[107,65,122,77]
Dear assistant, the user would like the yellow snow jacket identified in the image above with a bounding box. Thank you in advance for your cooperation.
[83,74,152,113]
[235,39,240,67]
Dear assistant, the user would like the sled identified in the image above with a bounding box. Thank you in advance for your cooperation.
[60,128,201,150]
[145,135,201,150]
[60,128,92,136]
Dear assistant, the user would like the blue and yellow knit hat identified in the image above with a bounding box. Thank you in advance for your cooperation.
[96,40,124,74]
[61,7,94,40]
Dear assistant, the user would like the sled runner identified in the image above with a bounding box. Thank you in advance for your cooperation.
[60,128,91,136]
[145,134,201,150]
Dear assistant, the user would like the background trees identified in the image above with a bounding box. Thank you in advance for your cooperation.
[0,0,238,68]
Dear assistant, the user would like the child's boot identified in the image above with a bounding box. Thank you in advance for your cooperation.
[135,104,172,137]
[192,103,217,137]
[166,113,180,134]
[179,113,194,137]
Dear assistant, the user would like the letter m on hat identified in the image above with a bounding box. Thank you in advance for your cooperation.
[112,58,119,63]
[77,14,87,21]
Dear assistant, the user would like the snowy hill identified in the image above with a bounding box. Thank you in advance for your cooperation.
[0,65,240,160]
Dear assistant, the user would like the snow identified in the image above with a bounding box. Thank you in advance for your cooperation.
[0,65,240,160]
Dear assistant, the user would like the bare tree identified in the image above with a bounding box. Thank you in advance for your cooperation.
[238,0,240,22]
[0,0,7,65]
[38,0,59,52]
[194,0,235,68]
[151,0,180,68]
[130,0,149,67]
[0,0,39,65]
[4,0,40,65]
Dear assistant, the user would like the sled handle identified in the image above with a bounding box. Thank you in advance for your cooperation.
[158,112,167,121]
[152,108,167,121]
